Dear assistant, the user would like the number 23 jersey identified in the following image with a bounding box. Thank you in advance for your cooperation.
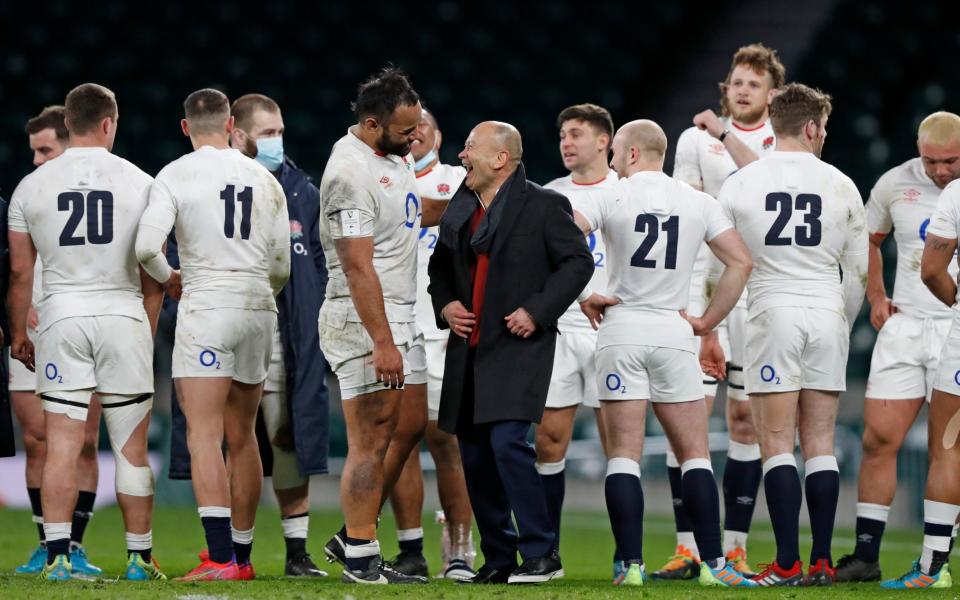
[143,146,289,312]
[717,151,867,315]
[8,147,153,329]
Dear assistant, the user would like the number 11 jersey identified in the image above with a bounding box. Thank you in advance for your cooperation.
[717,151,867,316]
[8,147,153,329]
[142,146,289,312]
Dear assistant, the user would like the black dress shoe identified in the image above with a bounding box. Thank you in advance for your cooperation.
[459,563,516,584]
[285,553,328,577]
[508,551,564,583]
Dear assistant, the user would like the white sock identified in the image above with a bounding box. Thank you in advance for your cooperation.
[345,539,381,558]
[43,522,71,543]
[126,530,152,551]
[281,515,309,539]
[856,502,890,523]
[920,500,960,573]
[231,526,255,545]
[397,527,424,541]
[198,506,231,519]
[723,530,748,556]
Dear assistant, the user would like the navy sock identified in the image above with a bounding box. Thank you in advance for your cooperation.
[344,535,377,571]
[27,487,44,542]
[285,536,306,559]
[668,466,694,538]
[723,458,762,534]
[201,516,233,564]
[540,469,566,551]
[681,466,723,562]
[233,541,252,565]
[805,468,839,565]
[71,491,96,545]
[853,517,885,563]
[46,537,70,565]
[605,469,644,563]
[130,548,152,562]
[763,463,801,569]
[398,536,423,555]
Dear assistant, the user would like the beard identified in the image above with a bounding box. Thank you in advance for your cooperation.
[376,130,411,157]
[241,134,258,159]
[730,103,767,125]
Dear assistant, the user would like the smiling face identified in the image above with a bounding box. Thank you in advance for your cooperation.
[725,64,775,125]
[410,110,439,162]
[459,124,504,192]
[374,101,422,157]
[559,118,608,172]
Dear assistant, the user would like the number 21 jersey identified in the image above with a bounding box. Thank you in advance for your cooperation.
[717,151,867,315]
[8,147,153,329]
[142,146,289,312]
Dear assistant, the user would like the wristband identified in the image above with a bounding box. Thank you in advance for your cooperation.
[718,129,730,142]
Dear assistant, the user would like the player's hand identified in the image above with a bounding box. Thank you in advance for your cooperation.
[580,293,621,330]
[505,307,537,338]
[373,342,404,389]
[11,335,35,372]
[164,269,183,301]
[680,310,713,337]
[869,296,897,331]
[699,332,726,381]
[27,306,39,331]
[442,301,476,339]
[693,109,725,139]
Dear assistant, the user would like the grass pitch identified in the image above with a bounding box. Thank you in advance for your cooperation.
[0,505,954,598]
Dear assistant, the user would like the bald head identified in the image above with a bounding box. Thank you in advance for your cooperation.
[610,119,667,177]
[460,121,524,196]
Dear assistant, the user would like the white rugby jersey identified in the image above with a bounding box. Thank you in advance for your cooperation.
[415,162,465,338]
[578,170,732,352]
[717,151,868,316]
[674,119,777,308]
[866,157,955,319]
[546,170,617,334]
[925,179,960,308]
[141,146,289,312]
[319,130,420,322]
[8,147,152,331]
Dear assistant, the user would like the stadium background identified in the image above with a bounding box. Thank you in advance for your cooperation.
[1,0,959,531]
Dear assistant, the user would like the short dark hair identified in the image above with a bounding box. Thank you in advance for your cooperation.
[231,93,280,132]
[770,83,833,138]
[351,67,420,123]
[557,103,614,141]
[26,105,68,141]
[184,88,230,134]
[64,83,117,135]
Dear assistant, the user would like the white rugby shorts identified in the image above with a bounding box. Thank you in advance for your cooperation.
[406,329,428,387]
[744,306,848,395]
[546,330,600,409]
[932,318,960,395]
[263,327,286,393]
[172,306,276,384]
[425,337,446,420]
[36,315,153,395]
[596,345,703,403]
[867,313,949,402]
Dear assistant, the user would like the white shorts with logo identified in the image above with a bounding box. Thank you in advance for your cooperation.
[319,303,418,401]
[867,313,950,401]
[745,306,848,395]
[724,304,748,401]
[932,318,960,395]
[36,315,153,396]
[596,345,703,403]
[425,337,446,420]
[546,330,600,409]
[406,331,428,387]
[172,306,277,384]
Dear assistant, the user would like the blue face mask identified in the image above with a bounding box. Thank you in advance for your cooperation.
[255,136,284,171]
[414,149,437,172]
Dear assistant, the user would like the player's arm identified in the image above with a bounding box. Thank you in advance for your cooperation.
[673,128,704,191]
[136,180,177,285]
[921,234,958,307]
[690,229,753,334]
[420,197,448,228]
[7,231,36,369]
[268,189,292,296]
[692,110,759,168]
[840,200,869,327]
[139,266,163,337]
[866,232,894,330]
[305,182,328,285]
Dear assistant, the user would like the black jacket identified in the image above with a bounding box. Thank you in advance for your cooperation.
[428,164,594,433]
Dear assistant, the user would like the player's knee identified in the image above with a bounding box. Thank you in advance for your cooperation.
[862,424,899,456]
[22,430,46,456]
[114,449,155,497]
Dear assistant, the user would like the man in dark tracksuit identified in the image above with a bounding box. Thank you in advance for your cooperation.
[168,94,330,576]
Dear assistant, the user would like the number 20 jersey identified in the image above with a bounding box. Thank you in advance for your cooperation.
[8,147,153,329]
[716,151,867,316]
[143,146,289,312]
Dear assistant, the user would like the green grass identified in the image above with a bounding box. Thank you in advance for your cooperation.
[0,505,955,598]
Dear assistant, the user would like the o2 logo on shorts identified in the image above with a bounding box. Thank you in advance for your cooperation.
[404,193,420,229]
[45,363,63,384]
[920,218,930,242]
[605,373,626,394]
[588,232,604,267]
[199,349,221,370]
[760,364,781,385]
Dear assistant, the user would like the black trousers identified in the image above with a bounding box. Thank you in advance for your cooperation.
[457,355,554,567]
